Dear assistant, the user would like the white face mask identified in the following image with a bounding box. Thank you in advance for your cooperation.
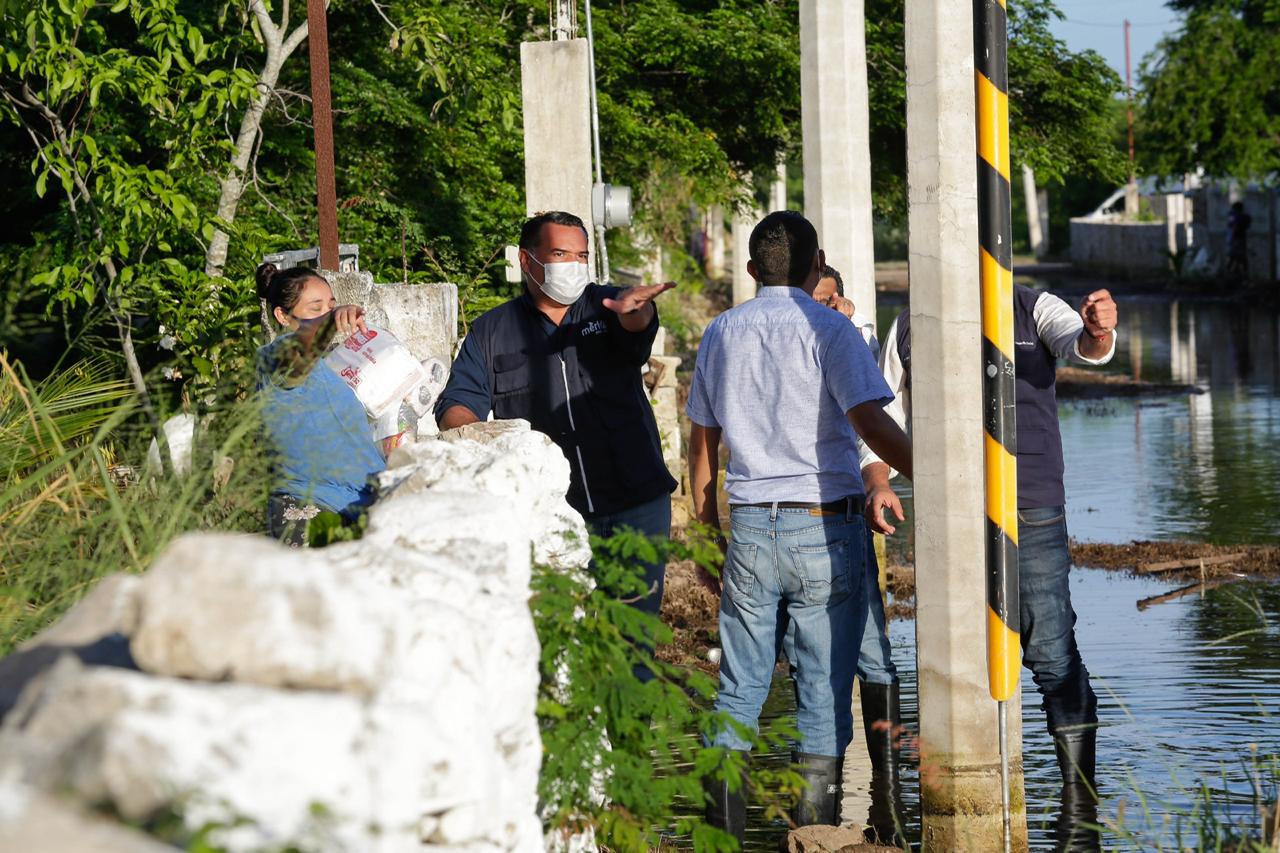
[526,253,591,305]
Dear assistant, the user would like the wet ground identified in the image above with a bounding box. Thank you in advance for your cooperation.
[661,280,1280,849]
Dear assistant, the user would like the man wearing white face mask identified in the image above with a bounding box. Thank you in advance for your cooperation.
[435,211,679,642]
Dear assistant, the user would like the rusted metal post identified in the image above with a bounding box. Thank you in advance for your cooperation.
[307,0,339,271]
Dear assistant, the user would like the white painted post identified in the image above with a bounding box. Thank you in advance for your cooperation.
[1038,186,1051,257]
[520,39,596,257]
[705,205,727,280]
[732,202,758,306]
[1023,164,1046,260]
[905,0,1027,848]
[771,160,789,212]
[800,0,877,318]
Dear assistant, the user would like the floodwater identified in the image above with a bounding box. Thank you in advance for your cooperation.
[729,290,1280,849]
[1062,296,1280,545]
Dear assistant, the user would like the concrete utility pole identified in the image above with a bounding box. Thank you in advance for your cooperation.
[771,160,788,212]
[800,0,877,318]
[1022,164,1049,260]
[1123,19,1139,220]
[706,205,726,279]
[731,199,759,306]
[520,35,596,258]
[904,0,1027,848]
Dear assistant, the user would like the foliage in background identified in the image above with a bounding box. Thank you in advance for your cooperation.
[533,526,802,851]
[0,0,260,419]
[1138,1,1279,182]
[1005,0,1128,187]
[861,0,1127,222]
[0,0,1133,396]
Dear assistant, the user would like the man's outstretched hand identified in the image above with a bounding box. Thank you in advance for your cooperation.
[602,282,677,315]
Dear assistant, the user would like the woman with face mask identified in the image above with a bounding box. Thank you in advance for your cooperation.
[254,262,387,546]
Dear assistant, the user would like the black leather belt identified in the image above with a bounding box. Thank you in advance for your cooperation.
[732,495,865,515]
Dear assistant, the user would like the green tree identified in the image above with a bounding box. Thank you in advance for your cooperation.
[0,0,259,424]
[863,0,1128,218]
[1137,2,1279,181]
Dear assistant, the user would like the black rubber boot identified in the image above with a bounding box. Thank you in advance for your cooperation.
[1053,727,1100,852]
[860,681,907,846]
[703,751,747,847]
[790,751,843,826]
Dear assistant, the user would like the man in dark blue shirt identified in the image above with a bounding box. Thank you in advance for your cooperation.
[435,211,678,624]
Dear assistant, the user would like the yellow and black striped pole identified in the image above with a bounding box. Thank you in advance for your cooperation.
[975,0,1019,849]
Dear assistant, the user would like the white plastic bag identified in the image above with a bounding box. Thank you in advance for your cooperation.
[324,327,428,419]
[371,357,450,446]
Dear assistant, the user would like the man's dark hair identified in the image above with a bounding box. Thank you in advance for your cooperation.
[519,211,589,250]
[820,265,844,297]
[748,211,819,286]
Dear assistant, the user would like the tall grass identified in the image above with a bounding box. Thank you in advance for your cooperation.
[0,352,270,654]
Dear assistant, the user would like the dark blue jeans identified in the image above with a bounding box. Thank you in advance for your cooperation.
[587,494,672,684]
[1019,506,1098,734]
[586,494,672,617]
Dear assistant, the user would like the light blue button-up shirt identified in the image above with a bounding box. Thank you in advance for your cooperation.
[686,286,892,504]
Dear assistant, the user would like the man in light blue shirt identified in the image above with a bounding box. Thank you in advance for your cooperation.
[686,211,913,837]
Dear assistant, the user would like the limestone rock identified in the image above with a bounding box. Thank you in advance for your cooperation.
[129,535,394,694]
[0,662,494,851]
[0,418,563,852]
[145,413,196,477]
[381,422,591,571]
[370,282,459,367]
[784,825,903,853]
[326,271,458,366]
[0,782,174,853]
[0,574,140,719]
[438,418,533,446]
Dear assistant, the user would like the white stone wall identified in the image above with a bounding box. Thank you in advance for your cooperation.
[325,271,459,367]
[0,420,588,853]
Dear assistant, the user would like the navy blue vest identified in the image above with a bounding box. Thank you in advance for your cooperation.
[465,286,676,518]
[894,284,1066,509]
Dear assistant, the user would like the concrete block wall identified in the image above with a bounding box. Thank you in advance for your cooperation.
[1069,218,1175,276]
[1192,185,1277,280]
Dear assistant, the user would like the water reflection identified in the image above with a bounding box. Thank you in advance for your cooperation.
[750,572,1280,852]
[1059,294,1280,544]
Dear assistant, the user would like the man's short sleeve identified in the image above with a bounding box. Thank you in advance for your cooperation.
[684,326,720,428]
[433,332,492,424]
[821,318,893,413]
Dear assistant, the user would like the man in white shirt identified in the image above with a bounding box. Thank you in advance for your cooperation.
[811,264,879,360]
[687,212,913,838]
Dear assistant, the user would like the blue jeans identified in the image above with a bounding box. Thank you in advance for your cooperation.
[714,505,868,758]
[586,494,672,617]
[855,535,898,686]
[1019,506,1098,733]
[778,534,897,684]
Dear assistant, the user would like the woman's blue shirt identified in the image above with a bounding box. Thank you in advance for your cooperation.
[256,334,386,516]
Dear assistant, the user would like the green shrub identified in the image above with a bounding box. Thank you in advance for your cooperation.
[533,526,801,851]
